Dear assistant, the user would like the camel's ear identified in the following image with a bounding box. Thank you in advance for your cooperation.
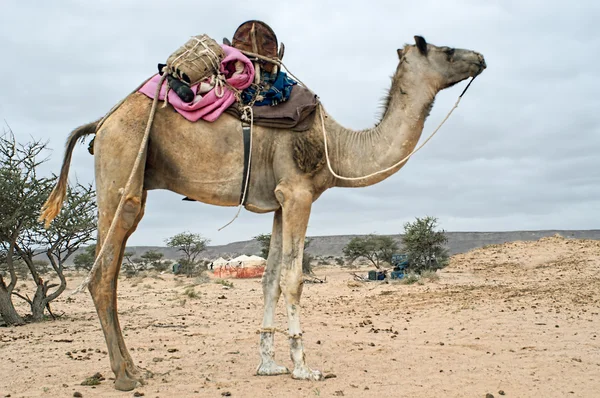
[397,48,404,59]
[414,35,428,55]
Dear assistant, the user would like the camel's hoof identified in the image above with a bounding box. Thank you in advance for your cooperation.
[114,366,146,391]
[256,361,290,376]
[114,375,139,391]
[291,367,323,381]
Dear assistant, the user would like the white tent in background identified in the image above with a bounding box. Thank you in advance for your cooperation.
[248,255,267,265]
[213,257,229,267]
[229,254,265,267]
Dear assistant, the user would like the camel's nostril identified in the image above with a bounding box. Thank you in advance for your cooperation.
[479,55,487,69]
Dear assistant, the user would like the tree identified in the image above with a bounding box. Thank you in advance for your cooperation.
[0,132,49,325]
[73,244,96,271]
[342,234,399,269]
[302,238,314,275]
[165,232,209,277]
[402,216,449,273]
[253,233,313,274]
[254,233,271,259]
[13,182,96,321]
[0,131,96,324]
[140,250,167,272]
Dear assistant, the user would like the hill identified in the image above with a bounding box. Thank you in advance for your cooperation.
[74,229,600,263]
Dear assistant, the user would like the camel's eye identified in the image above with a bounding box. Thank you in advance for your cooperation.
[444,48,455,60]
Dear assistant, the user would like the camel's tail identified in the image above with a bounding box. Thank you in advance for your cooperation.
[39,120,99,228]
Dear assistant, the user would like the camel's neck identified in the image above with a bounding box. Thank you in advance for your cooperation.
[328,62,438,188]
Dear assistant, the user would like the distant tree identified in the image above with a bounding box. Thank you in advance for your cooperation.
[254,233,313,274]
[141,250,168,272]
[254,233,271,259]
[73,244,96,271]
[302,238,313,275]
[402,216,449,273]
[165,232,209,277]
[342,234,399,269]
[121,251,143,277]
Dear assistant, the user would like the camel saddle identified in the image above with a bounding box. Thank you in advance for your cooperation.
[226,20,284,74]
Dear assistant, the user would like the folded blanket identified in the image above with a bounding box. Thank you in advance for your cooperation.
[241,70,297,106]
[139,45,254,122]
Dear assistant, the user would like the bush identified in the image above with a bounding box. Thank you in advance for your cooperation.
[402,216,449,274]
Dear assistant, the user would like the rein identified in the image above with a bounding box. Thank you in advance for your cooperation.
[320,75,478,182]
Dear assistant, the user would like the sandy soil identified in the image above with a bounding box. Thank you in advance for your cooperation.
[1,235,599,398]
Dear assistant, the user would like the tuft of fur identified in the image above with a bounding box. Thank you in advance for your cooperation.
[292,129,326,175]
[39,120,99,228]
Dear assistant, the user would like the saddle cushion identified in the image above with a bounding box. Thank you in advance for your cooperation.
[226,85,318,132]
[138,45,254,122]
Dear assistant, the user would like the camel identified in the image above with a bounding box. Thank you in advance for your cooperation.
[40,35,485,391]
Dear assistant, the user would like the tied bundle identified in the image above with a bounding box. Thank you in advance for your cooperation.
[164,34,225,86]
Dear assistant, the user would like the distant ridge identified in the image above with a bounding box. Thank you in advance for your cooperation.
[67,230,600,264]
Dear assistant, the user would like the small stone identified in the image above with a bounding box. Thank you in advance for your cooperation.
[316,340,321,345]
[221,392,231,397]
[73,393,83,398]
[62,384,68,388]
[167,348,178,353]
[486,394,495,398]
[152,357,164,362]
[498,391,505,396]
[324,373,337,379]
[218,295,227,300]
[133,392,145,397]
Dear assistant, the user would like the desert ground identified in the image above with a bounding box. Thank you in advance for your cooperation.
[1,235,599,398]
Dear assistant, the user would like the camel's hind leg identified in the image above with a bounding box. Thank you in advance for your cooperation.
[88,129,148,391]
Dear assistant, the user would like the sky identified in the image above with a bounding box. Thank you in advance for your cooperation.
[1,1,599,246]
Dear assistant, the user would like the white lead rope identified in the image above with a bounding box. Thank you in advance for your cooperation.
[320,77,476,181]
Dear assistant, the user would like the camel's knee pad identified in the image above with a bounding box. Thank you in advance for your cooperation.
[121,196,143,230]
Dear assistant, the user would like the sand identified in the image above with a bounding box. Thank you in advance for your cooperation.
[1,235,599,397]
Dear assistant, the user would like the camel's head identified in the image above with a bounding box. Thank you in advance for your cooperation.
[398,36,486,90]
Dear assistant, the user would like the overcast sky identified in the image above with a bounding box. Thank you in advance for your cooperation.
[1,1,599,246]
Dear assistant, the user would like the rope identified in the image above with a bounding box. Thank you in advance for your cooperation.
[71,73,167,295]
[320,76,477,181]
[218,106,254,231]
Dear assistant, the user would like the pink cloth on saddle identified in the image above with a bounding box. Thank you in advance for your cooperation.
[138,45,254,122]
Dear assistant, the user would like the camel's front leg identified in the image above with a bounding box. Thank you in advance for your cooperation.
[257,209,289,376]
[276,186,323,381]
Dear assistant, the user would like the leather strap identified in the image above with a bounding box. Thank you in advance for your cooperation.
[240,123,252,205]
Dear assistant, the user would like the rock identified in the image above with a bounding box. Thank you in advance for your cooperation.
[498,391,505,396]
[324,373,337,379]
[133,392,145,397]
[221,392,231,397]
[73,392,83,397]
[486,394,495,398]
[80,373,104,386]
[167,348,178,353]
